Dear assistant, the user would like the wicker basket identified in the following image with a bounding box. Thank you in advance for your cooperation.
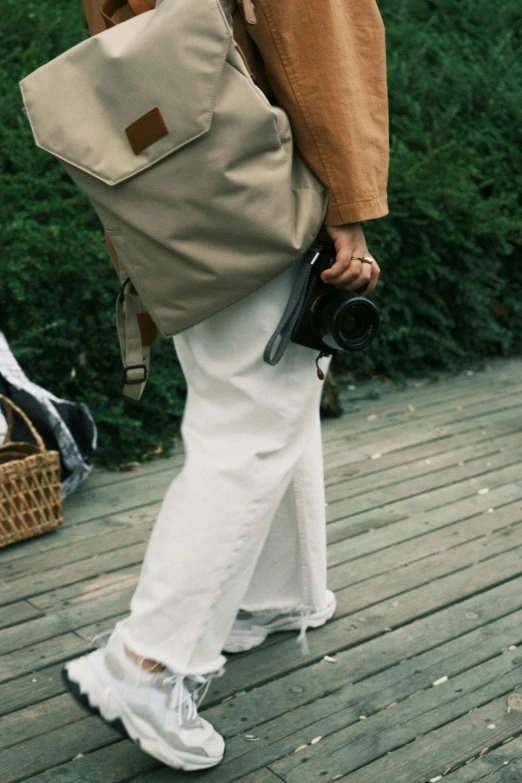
[0,394,63,548]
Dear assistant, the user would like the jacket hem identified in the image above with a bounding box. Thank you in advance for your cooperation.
[325,193,389,225]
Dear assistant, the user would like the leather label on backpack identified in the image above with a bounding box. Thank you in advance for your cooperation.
[125,107,168,155]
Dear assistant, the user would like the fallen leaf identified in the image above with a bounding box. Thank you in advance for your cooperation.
[432,676,448,687]
[507,693,522,713]
[118,462,141,472]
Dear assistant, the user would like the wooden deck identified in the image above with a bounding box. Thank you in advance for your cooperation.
[2,358,522,783]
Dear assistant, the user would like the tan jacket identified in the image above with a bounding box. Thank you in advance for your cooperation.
[82,0,389,225]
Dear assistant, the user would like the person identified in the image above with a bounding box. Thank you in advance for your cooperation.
[63,0,389,771]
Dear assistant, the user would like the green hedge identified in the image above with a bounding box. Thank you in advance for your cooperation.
[1,0,521,464]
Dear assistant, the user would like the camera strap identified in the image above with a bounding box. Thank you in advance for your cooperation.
[263,248,320,366]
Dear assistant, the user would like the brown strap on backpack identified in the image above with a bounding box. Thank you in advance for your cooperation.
[100,0,155,29]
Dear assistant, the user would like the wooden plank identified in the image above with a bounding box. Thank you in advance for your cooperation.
[210,598,522,739]
[326,695,522,783]
[268,656,522,783]
[235,771,284,783]
[5,585,522,781]
[28,566,139,612]
[62,465,182,526]
[0,715,122,783]
[327,485,522,565]
[105,656,522,783]
[0,601,41,630]
[5,565,522,724]
[328,362,522,427]
[334,385,522,435]
[0,694,86,751]
[0,662,65,719]
[326,428,522,502]
[18,742,158,783]
[326,446,522,523]
[0,514,134,565]
[328,508,522,594]
[10,439,519,611]
[439,736,522,781]
[207,548,522,702]
[0,543,146,606]
[0,589,133,656]
[322,390,522,457]
[327,464,522,543]
[1,520,154,580]
[325,417,522,488]
[0,633,89,684]
[54,396,522,530]
[4,362,522,783]
[323,406,522,472]
[74,449,185,494]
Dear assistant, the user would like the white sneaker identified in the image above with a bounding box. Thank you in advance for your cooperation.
[224,589,337,653]
[62,626,225,771]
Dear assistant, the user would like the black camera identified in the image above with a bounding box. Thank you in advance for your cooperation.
[291,241,379,355]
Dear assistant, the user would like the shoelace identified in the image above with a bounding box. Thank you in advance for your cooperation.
[91,628,113,646]
[296,609,311,655]
[90,627,224,724]
[163,668,224,723]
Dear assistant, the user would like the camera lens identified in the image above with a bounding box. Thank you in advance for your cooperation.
[319,296,379,351]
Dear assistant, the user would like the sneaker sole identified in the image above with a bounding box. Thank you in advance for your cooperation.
[62,657,224,771]
[224,590,337,653]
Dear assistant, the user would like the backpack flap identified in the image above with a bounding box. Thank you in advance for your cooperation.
[20,0,231,186]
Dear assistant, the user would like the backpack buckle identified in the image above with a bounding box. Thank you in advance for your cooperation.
[124,364,148,385]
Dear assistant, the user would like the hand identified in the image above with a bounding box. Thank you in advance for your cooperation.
[322,223,380,294]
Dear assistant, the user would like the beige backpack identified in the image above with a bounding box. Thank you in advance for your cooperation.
[19,0,327,398]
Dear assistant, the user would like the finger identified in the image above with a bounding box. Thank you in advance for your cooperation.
[336,264,372,292]
[320,250,355,282]
[363,263,381,295]
[321,254,363,284]
[324,259,363,287]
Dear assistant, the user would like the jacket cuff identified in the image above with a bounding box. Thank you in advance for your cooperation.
[325,193,389,226]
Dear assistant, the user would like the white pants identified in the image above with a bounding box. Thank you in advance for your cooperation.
[116,263,330,675]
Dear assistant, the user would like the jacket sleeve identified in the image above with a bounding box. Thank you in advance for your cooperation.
[241,0,389,225]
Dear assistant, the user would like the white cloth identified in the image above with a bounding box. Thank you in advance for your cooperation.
[115,262,330,675]
[0,331,97,497]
